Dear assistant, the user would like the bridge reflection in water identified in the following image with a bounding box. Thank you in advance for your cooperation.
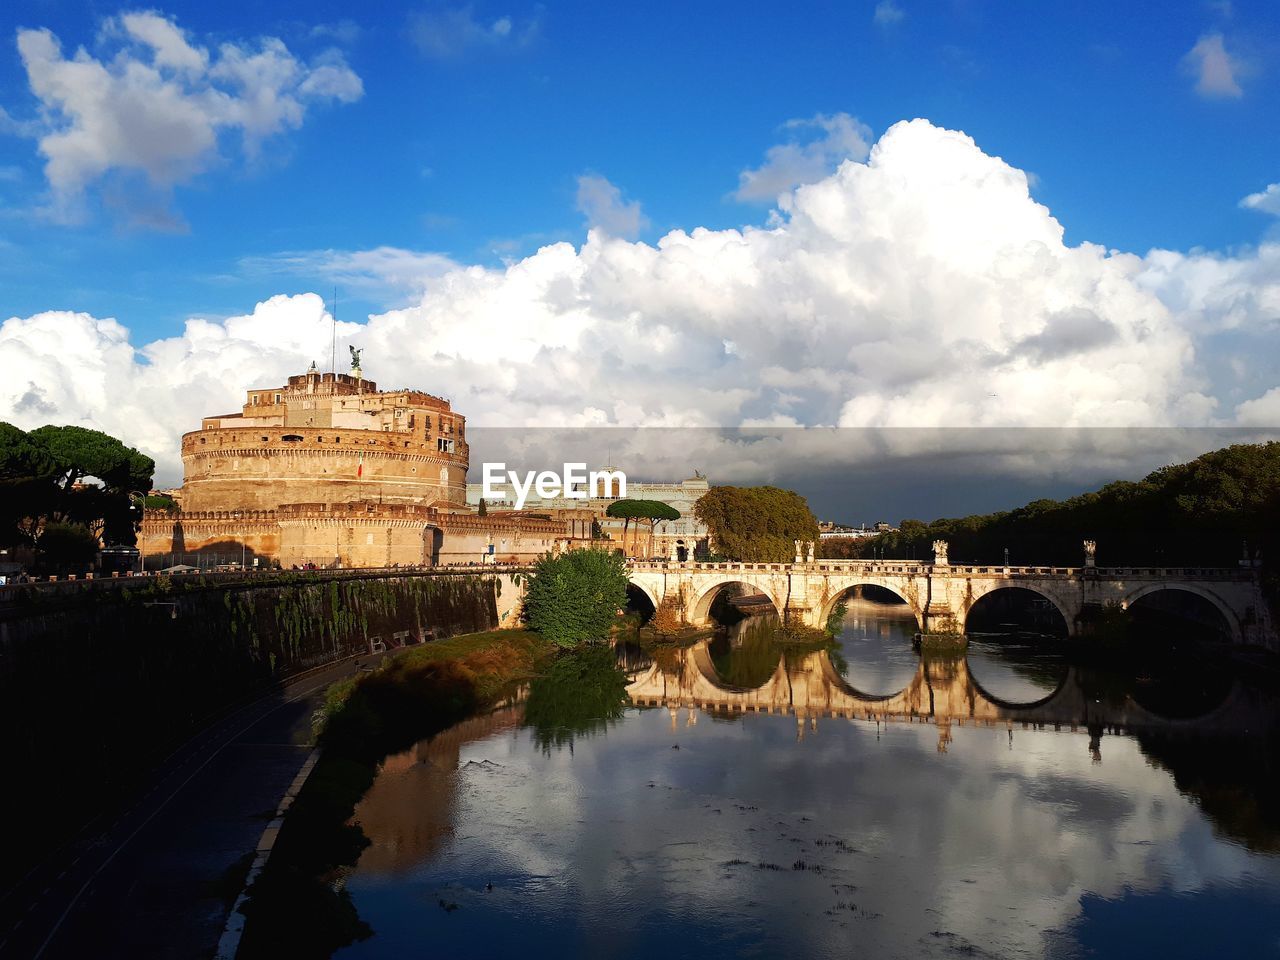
[625,631,1254,753]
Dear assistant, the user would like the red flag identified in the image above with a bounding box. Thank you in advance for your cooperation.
[357,451,364,478]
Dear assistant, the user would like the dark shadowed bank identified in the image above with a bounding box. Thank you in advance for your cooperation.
[0,572,497,892]
[237,629,556,958]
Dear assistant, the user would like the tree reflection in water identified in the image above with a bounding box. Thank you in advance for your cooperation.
[522,644,630,753]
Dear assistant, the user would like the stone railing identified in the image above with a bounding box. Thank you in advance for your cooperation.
[0,563,533,607]
[627,558,1251,579]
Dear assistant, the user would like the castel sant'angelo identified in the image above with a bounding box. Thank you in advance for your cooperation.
[141,358,571,568]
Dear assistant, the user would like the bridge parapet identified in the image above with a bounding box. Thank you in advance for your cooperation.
[625,558,1274,648]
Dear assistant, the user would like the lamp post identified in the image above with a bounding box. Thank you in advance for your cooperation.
[127,490,148,574]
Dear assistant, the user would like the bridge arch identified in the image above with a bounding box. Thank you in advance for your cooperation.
[689,579,786,626]
[816,580,923,633]
[626,578,660,613]
[961,583,1075,638]
[1121,582,1241,644]
[965,660,1072,711]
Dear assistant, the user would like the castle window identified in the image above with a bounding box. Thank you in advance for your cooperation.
[261,435,268,442]
[316,436,323,442]
[274,393,281,403]
[252,396,259,405]
[282,434,303,442]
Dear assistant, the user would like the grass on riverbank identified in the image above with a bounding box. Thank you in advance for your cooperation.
[238,628,554,959]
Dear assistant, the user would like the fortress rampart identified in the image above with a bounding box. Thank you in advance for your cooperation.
[142,501,571,569]
[180,425,468,511]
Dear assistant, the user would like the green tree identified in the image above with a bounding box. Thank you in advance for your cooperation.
[846,442,1280,578]
[0,422,59,546]
[694,485,819,562]
[606,499,680,557]
[30,425,154,544]
[476,498,488,517]
[0,423,155,550]
[523,549,629,647]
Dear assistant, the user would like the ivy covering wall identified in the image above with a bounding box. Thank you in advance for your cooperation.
[0,573,498,889]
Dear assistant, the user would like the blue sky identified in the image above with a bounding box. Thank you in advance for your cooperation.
[2,1,1280,499]
[1,0,1277,341]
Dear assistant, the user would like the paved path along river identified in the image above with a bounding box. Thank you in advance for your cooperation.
[0,651,383,960]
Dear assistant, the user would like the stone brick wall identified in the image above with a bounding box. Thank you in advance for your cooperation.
[142,503,572,569]
[180,426,468,511]
[140,510,281,566]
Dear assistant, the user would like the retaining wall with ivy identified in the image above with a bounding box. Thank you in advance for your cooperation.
[0,571,501,888]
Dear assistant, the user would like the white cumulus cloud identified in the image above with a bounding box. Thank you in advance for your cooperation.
[3,118,1280,486]
[575,175,649,239]
[736,113,872,202]
[1183,32,1243,99]
[1241,183,1280,216]
[8,11,363,220]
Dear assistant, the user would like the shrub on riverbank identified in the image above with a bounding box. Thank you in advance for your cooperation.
[523,549,629,647]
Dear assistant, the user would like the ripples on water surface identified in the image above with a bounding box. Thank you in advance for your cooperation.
[336,601,1280,960]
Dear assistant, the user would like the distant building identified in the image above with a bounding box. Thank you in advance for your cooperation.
[817,520,897,540]
[468,472,711,560]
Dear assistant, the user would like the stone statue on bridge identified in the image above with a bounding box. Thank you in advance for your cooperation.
[806,540,815,563]
[794,540,803,563]
[1083,540,1097,568]
[932,539,949,566]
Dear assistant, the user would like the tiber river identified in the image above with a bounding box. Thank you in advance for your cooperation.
[334,597,1280,959]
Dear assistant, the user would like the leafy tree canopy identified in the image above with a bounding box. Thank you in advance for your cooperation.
[817,442,1280,575]
[694,485,820,562]
[30,424,154,493]
[0,422,155,551]
[523,549,629,647]
[606,499,680,522]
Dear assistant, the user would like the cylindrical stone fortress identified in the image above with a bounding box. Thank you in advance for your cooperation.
[180,368,469,512]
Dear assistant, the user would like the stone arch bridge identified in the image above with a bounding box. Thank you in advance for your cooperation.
[627,557,1275,648]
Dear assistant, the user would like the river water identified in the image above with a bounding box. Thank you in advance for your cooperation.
[335,600,1280,959]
